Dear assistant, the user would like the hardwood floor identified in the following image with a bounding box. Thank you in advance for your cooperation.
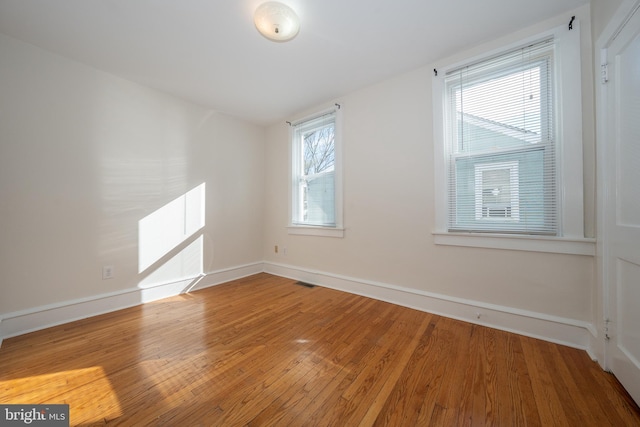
[1,273,639,426]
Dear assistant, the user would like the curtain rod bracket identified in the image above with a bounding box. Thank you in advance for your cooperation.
[335,103,341,109]
[569,16,575,30]
[434,68,438,76]
[286,121,292,126]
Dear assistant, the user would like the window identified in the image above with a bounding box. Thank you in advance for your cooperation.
[432,22,592,254]
[289,106,343,237]
[445,38,555,235]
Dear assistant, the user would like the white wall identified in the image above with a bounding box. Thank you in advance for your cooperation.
[264,5,596,340]
[591,0,625,39]
[0,4,602,349]
[0,34,265,318]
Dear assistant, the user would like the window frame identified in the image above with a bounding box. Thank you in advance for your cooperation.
[432,21,594,255]
[288,105,344,238]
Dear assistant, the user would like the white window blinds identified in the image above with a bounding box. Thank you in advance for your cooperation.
[444,38,557,235]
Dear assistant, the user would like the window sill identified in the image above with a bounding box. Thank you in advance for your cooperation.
[432,231,595,255]
[288,226,345,238]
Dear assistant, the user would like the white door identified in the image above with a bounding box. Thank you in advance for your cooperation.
[604,0,640,406]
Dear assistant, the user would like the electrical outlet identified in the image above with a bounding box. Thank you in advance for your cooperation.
[102,265,114,280]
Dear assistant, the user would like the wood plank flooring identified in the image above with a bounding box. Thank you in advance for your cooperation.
[1,273,639,426]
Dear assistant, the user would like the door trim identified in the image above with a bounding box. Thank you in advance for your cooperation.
[595,0,640,371]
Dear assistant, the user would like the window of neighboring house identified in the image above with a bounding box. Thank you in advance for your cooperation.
[475,161,520,221]
[289,106,343,237]
[432,22,592,254]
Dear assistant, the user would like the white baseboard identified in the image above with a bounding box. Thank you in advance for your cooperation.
[0,260,597,355]
[586,324,605,365]
[0,262,263,343]
[264,262,595,351]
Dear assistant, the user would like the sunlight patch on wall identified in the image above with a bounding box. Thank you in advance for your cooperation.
[138,183,205,273]
[138,235,203,291]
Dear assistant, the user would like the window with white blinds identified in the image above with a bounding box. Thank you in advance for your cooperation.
[444,38,557,235]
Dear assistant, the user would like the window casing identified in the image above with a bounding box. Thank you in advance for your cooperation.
[432,22,593,254]
[289,107,343,237]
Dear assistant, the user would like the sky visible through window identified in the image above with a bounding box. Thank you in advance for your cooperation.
[455,65,542,142]
[303,124,335,176]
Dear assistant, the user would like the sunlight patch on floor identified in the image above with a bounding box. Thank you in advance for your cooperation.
[0,366,122,425]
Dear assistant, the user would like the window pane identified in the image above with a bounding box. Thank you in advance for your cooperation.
[305,171,335,225]
[303,124,335,175]
[445,39,556,235]
[455,64,545,154]
[291,110,337,227]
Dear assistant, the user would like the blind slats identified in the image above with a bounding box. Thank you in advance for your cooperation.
[445,38,557,235]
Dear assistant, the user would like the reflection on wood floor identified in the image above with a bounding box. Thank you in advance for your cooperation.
[1,273,639,426]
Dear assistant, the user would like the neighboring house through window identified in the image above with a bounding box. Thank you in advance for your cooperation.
[432,20,591,254]
[445,38,554,234]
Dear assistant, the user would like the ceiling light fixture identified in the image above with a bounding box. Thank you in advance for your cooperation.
[254,1,300,42]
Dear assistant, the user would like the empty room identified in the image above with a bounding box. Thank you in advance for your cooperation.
[1,0,639,425]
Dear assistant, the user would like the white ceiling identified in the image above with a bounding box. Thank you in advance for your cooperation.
[0,0,589,125]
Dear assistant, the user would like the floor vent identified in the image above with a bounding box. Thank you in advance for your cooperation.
[295,281,316,288]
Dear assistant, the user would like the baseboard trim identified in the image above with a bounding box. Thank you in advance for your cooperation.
[586,323,604,364]
[0,262,263,343]
[1,261,595,353]
[264,262,594,350]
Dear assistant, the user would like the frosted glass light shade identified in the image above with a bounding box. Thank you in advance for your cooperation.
[254,2,300,42]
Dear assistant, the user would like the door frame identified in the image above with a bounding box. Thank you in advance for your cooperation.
[595,0,640,371]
